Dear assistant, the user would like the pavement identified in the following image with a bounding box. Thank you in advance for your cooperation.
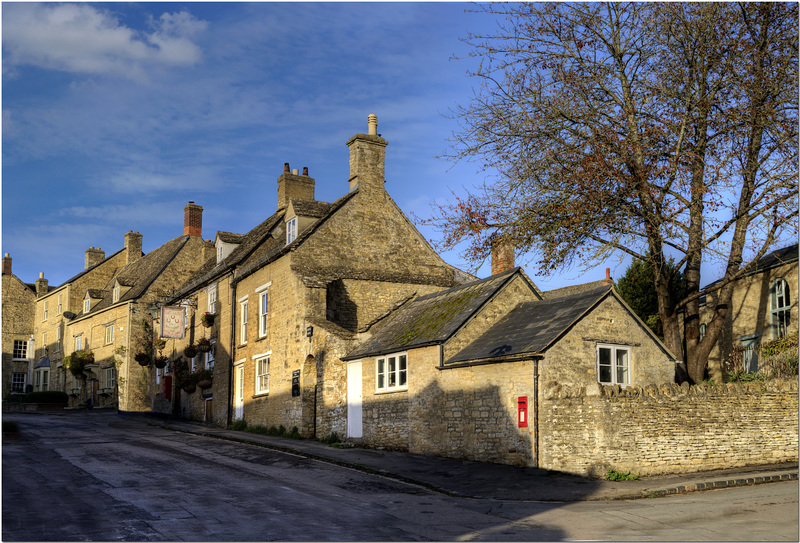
[137,414,798,502]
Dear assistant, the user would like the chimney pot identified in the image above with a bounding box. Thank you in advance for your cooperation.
[302,167,308,176]
[284,163,290,173]
[368,114,378,135]
[292,169,298,175]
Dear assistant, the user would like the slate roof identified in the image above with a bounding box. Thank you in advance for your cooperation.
[542,280,612,299]
[216,231,245,244]
[171,212,284,299]
[289,198,334,218]
[342,268,521,360]
[78,235,196,317]
[702,243,798,291]
[446,284,614,364]
[55,248,126,289]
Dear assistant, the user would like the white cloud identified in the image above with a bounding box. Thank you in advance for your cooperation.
[2,4,206,79]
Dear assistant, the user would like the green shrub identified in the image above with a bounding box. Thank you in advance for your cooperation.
[606,469,639,481]
[229,419,248,431]
[24,391,69,404]
[318,432,341,445]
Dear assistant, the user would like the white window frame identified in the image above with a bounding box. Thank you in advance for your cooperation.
[34,368,49,392]
[770,278,791,339]
[102,367,115,390]
[208,286,218,314]
[239,297,249,345]
[254,352,270,395]
[597,344,631,386]
[11,373,26,394]
[56,326,62,353]
[113,285,120,303]
[74,335,83,351]
[256,282,271,338]
[57,293,63,314]
[43,301,48,321]
[286,216,298,244]
[376,352,408,392]
[41,333,47,357]
[205,341,216,370]
[12,340,27,360]
[105,325,114,345]
[84,298,90,313]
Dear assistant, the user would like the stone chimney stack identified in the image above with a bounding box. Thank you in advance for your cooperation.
[277,163,315,212]
[124,231,143,266]
[603,268,613,286]
[35,272,48,297]
[347,114,388,195]
[2,253,11,275]
[84,247,105,269]
[184,201,203,237]
[491,234,515,276]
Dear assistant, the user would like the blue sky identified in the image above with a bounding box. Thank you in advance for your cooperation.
[2,2,622,290]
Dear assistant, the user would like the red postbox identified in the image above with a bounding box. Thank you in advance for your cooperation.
[518,396,528,427]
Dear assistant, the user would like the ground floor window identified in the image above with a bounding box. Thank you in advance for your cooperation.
[376,352,408,392]
[102,366,115,390]
[34,368,50,392]
[255,355,269,394]
[597,345,630,386]
[11,373,26,394]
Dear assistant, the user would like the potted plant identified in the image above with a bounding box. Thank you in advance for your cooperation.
[196,369,213,389]
[197,337,212,353]
[154,355,168,369]
[201,312,215,328]
[64,350,93,377]
[183,343,198,359]
[134,352,151,367]
[154,337,167,352]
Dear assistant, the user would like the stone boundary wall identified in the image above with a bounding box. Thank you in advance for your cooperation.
[539,379,798,477]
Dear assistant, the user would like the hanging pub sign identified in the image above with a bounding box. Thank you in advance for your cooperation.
[161,306,185,339]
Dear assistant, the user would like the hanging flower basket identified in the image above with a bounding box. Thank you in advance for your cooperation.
[134,352,151,367]
[197,337,212,353]
[182,383,197,394]
[154,355,168,369]
[196,369,213,389]
[184,343,198,359]
[201,312,215,328]
[154,338,167,352]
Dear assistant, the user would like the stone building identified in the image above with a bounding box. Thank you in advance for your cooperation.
[160,115,471,431]
[342,264,676,467]
[1,254,38,398]
[696,244,798,382]
[4,204,214,410]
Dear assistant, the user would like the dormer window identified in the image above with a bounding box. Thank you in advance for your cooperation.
[113,285,120,303]
[84,299,90,313]
[217,245,223,263]
[286,216,298,244]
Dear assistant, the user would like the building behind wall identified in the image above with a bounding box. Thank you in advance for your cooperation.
[162,115,472,434]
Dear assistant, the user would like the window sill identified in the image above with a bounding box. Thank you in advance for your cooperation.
[374,387,408,395]
[252,392,269,399]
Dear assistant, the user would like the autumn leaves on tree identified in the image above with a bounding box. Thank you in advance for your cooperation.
[427,2,798,382]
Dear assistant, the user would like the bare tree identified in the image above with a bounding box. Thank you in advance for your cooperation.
[428,2,797,382]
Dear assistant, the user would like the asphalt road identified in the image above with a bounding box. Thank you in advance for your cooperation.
[3,411,798,541]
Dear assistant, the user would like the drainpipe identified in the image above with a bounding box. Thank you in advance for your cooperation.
[533,357,540,468]
[227,281,237,427]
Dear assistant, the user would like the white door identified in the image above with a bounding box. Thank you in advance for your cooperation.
[347,361,362,438]
[234,365,244,420]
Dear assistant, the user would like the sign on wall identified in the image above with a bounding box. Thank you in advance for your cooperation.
[161,306,185,339]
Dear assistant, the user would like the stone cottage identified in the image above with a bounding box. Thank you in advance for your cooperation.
[1,254,38,398]
[159,115,471,431]
[20,203,213,411]
[695,243,798,382]
[342,263,676,467]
